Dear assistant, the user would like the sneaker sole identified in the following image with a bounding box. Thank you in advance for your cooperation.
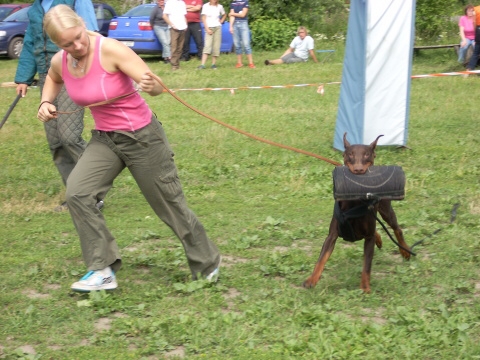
[71,281,118,293]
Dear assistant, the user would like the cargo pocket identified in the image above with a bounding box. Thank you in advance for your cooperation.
[157,166,183,203]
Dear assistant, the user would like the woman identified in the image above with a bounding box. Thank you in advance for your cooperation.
[38,5,221,292]
[229,0,255,68]
[458,4,475,64]
[150,0,171,64]
[264,26,318,65]
[198,0,226,69]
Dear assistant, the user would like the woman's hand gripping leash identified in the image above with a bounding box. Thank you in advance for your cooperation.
[37,100,58,123]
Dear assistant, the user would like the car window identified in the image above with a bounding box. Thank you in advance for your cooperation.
[0,8,14,20]
[103,8,114,21]
[123,5,154,17]
[3,6,29,22]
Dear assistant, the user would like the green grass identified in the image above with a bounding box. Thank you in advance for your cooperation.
[1,46,480,359]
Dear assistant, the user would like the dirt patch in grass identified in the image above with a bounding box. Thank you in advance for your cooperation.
[221,255,249,268]
[94,318,112,331]
[1,197,62,215]
[165,345,185,358]
[23,289,50,299]
[470,197,480,215]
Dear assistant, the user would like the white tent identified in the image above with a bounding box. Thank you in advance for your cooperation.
[334,0,416,150]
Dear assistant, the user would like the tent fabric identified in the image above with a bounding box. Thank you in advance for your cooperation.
[334,0,416,150]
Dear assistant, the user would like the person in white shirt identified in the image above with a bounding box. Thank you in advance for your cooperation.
[163,0,188,70]
[265,26,318,65]
[198,0,226,69]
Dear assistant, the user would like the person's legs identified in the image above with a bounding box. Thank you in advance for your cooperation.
[467,26,480,70]
[281,53,305,64]
[66,132,126,274]
[181,23,192,60]
[265,58,284,65]
[189,22,204,59]
[170,29,185,69]
[211,26,221,63]
[154,25,171,60]
[200,30,213,67]
[267,53,304,65]
[125,119,220,278]
[239,22,254,66]
[233,22,243,66]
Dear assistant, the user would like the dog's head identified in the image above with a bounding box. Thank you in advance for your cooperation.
[343,132,383,174]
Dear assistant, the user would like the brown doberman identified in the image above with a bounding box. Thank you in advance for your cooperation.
[303,133,412,293]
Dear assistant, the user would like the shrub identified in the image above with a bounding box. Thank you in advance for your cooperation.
[250,17,298,50]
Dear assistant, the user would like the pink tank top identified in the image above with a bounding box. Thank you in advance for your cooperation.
[62,36,152,131]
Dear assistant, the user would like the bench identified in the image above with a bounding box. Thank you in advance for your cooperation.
[316,49,335,63]
[413,44,459,55]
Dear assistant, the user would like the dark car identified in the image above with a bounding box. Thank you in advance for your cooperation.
[0,3,117,59]
[108,3,233,55]
[0,4,29,22]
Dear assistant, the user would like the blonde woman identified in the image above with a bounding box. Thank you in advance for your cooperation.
[38,5,221,292]
[265,26,318,65]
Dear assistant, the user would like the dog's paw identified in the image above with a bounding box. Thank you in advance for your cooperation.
[302,278,317,289]
[400,248,411,260]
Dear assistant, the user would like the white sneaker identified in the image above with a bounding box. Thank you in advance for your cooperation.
[71,267,117,292]
[206,257,221,282]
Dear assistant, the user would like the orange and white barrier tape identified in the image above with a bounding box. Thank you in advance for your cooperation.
[166,81,341,94]
[162,69,479,94]
[411,70,480,79]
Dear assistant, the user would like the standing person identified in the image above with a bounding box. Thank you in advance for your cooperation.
[229,0,255,68]
[15,0,100,212]
[264,26,318,66]
[458,4,476,64]
[197,0,226,69]
[466,4,480,71]
[181,0,204,61]
[150,0,171,64]
[39,5,221,292]
[163,0,188,71]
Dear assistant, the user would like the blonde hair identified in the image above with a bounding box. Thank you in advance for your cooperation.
[43,4,84,44]
[297,26,308,35]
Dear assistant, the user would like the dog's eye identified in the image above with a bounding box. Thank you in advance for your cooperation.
[364,153,370,158]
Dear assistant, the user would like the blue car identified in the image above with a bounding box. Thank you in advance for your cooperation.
[0,3,117,59]
[108,3,233,55]
[0,4,30,22]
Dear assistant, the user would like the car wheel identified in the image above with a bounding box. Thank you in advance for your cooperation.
[8,36,23,59]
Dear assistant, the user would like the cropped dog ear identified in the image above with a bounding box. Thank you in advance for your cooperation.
[343,132,350,149]
[369,135,384,150]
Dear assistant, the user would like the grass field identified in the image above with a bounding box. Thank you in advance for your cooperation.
[1,46,479,359]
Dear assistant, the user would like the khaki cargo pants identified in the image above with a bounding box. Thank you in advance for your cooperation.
[65,116,220,278]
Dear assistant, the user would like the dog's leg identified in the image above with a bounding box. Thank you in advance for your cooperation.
[374,231,382,249]
[378,200,411,260]
[303,217,338,289]
[361,235,376,293]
